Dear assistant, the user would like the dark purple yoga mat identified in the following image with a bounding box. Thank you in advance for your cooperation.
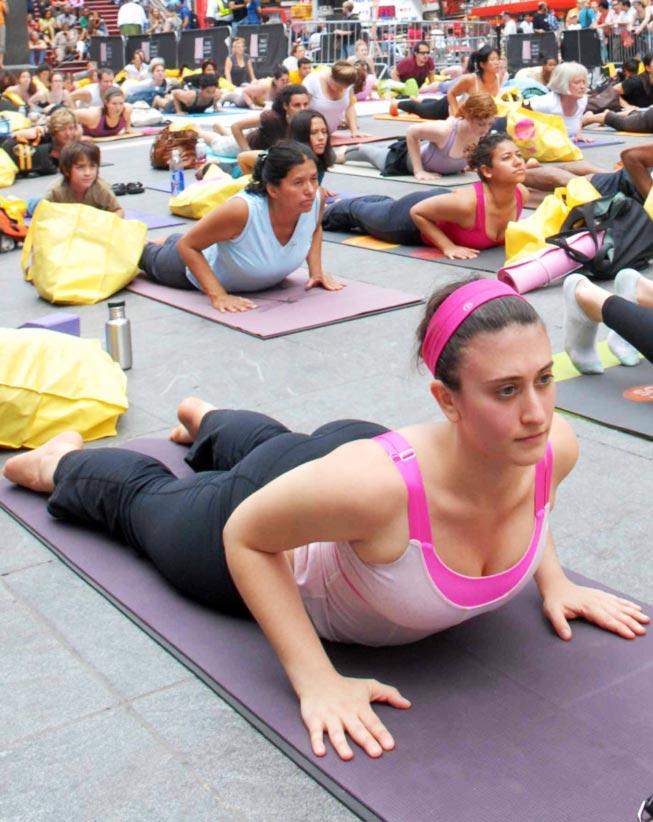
[1,437,652,822]
[126,270,424,338]
[574,136,625,148]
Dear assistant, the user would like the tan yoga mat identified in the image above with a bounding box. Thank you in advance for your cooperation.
[91,131,145,143]
[374,113,430,123]
[582,127,652,137]
[329,162,475,187]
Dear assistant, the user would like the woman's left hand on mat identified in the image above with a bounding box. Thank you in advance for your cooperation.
[442,244,479,260]
[542,580,650,640]
[306,272,345,291]
[416,170,441,182]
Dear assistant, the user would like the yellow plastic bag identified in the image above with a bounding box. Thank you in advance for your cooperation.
[0,195,27,222]
[507,107,583,163]
[0,328,128,449]
[21,201,148,304]
[494,87,522,117]
[0,110,31,132]
[505,177,601,263]
[645,188,653,221]
[0,149,18,188]
[169,174,250,219]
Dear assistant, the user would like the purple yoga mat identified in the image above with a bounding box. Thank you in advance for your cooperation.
[1,437,652,822]
[123,210,187,229]
[126,271,423,338]
[574,136,625,148]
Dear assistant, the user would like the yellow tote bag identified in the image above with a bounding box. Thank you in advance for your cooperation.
[507,107,583,163]
[21,201,148,304]
[645,188,653,221]
[494,87,523,118]
[0,328,128,449]
[169,174,250,219]
[505,177,601,263]
[0,148,18,188]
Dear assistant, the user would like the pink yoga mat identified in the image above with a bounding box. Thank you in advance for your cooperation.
[126,269,423,338]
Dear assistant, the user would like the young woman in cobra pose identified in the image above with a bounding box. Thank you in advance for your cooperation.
[397,45,506,121]
[340,93,496,182]
[76,88,133,138]
[237,109,335,184]
[5,277,647,762]
[139,142,341,313]
[324,133,528,260]
[302,60,364,137]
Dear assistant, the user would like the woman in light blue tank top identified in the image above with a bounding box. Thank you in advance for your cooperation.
[138,141,342,313]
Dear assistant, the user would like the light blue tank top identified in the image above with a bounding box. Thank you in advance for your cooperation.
[186,188,321,292]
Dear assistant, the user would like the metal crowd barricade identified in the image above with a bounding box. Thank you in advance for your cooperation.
[604,30,653,64]
[287,18,496,73]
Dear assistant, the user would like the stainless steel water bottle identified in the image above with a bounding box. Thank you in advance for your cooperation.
[105,301,132,370]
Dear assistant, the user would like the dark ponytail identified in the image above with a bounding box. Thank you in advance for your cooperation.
[246,140,318,196]
[468,44,498,77]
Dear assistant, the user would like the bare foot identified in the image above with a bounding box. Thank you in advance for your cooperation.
[212,122,228,136]
[3,432,83,493]
[525,157,540,168]
[169,396,217,444]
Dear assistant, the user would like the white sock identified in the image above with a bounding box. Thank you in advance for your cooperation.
[607,268,641,367]
[563,274,604,375]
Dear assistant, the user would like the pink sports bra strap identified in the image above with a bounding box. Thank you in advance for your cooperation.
[373,432,433,545]
[533,441,553,512]
[473,180,485,234]
[515,185,524,220]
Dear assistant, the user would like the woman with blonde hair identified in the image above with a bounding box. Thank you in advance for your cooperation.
[527,61,590,142]
[340,93,497,182]
[225,36,256,86]
[302,60,365,137]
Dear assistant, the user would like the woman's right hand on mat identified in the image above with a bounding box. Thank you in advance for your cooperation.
[300,674,411,760]
[415,170,441,182]
[442,244,480,260]
[210,293,257,313]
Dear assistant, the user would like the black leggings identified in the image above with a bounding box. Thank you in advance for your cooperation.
[603,295,653,363]
[138,234,193,290]
[605,108,653,134]
[48,411,387,617]
[398,97,449,119]
[322,190,445,245]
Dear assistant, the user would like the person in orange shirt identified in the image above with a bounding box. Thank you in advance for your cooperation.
[0,0,9,69]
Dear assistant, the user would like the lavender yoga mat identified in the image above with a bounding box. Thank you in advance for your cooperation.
[123,210,187,229]
[126,271,423,338]
[1,437,652,822]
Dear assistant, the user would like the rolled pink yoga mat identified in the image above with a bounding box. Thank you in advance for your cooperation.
[497,231,605,294]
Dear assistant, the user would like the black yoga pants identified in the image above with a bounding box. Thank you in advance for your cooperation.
[605,108,653,134]
[398,97,449,119]
[138,233,193,289]
[48,410,388,617]
[325,190,444,245]
[603,295,653,363]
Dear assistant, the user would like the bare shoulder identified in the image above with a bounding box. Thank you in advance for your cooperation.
[549,413,579,487]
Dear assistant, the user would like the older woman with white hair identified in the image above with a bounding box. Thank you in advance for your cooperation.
[527,62,591,143]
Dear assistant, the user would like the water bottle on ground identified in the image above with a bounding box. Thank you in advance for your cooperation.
[105,301,133,370]
[195,138,207,170]
[169,148,185,196]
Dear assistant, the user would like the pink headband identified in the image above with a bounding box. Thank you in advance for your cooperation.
[421,279,525,376]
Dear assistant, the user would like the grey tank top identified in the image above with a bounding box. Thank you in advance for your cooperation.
[420,120,467,175]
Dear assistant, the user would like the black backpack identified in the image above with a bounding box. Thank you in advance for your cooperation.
[546,193,653,280]
[0,137,59,177]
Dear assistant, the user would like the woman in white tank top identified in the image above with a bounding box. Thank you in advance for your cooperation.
[5,280,648,763]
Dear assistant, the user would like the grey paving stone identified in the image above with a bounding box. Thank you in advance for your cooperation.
[133,679,355,822]
[0,509,53,575]
[0,593,117,746]
[5,560,192,701]
[0,706,236,822]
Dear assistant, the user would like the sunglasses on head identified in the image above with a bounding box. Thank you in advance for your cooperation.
[416,50,430,55]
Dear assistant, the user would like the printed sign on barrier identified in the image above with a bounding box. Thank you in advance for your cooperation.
[505,32,557,74]
[178,26,230,69]
[237,24,288,77]
[89,36,126,74]
[125,33,177,66]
